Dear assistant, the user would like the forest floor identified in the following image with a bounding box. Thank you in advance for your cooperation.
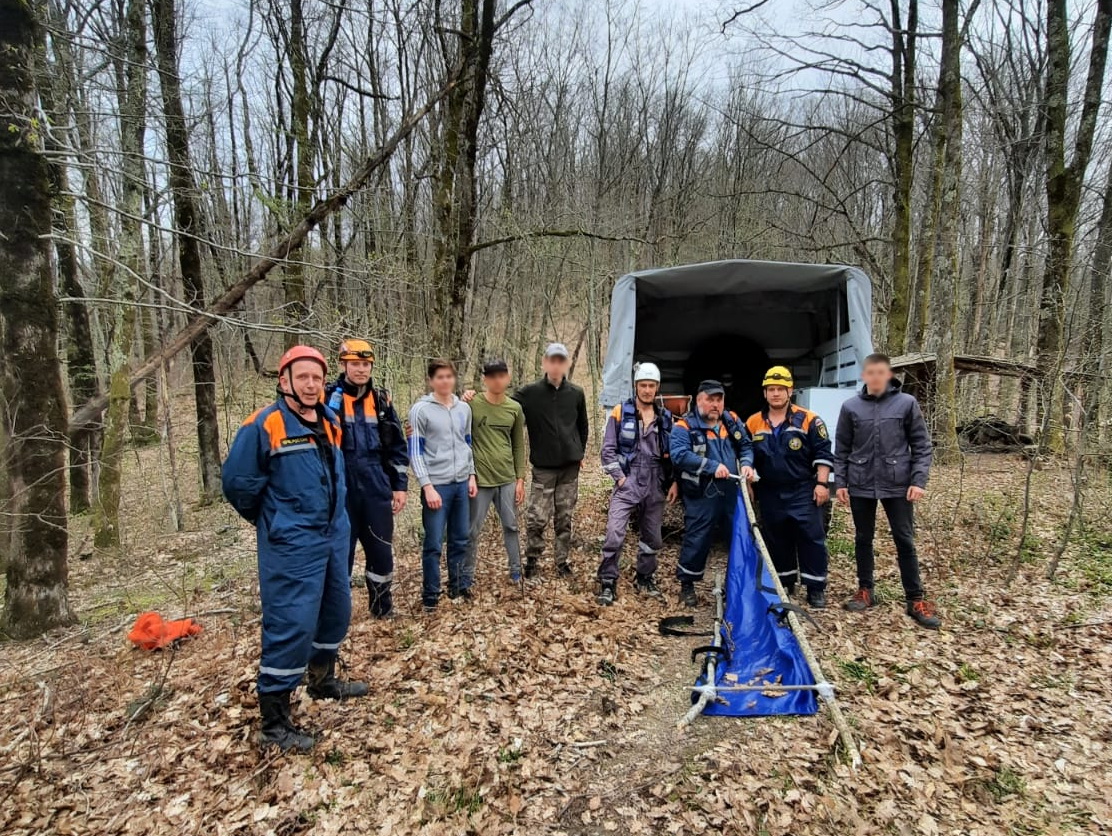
[1,427,1111,834]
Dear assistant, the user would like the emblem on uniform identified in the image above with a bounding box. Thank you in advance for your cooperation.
[733,431,743,441]
[789,437,803,451]
[817,421,828,439]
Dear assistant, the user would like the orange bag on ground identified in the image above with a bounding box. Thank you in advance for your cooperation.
[127,611,203,650]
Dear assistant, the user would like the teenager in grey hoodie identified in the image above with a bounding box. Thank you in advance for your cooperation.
[408,359,477,610]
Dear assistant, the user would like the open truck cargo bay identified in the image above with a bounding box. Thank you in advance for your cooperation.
[601,259,874,424]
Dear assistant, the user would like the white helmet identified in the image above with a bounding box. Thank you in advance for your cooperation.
[633,362,661,383]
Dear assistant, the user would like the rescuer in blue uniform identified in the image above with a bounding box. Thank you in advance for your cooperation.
[671,380,755,608]
[223,345,368,753]
[325,338,409,618]
[745,366,834,608]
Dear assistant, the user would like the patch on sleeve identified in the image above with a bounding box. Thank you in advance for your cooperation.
[816,420,828,439]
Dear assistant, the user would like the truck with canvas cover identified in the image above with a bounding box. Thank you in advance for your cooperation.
[600,259,874,433]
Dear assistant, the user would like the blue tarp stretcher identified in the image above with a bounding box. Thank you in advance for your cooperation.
[695,492,819,717]
[682,488,861,768]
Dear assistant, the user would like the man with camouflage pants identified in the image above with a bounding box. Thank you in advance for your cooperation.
[513,343,590,579]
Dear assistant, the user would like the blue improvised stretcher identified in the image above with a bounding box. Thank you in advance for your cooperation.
[682,487,862,767]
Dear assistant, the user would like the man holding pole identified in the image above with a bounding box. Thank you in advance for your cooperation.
[670,380,755,607]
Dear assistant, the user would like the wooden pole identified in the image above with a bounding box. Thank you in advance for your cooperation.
[678,571,724,727]
[739,486,863,769]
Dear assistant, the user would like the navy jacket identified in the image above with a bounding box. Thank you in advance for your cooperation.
[222,398,349,554]
[670,410,753,497]
[326,376,408,495]
[746,405,834,496]
[834,380,932,499]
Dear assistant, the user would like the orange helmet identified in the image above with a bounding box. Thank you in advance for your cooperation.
[338,338,375,362]
[278,345,327,376]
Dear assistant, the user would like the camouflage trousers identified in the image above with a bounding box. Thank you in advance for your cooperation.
[525,463,581,566]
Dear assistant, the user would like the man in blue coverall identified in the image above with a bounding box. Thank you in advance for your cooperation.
[223,345,368,753]
[745,366,834,608]
[325,338,409,618]
[671,380,755,608]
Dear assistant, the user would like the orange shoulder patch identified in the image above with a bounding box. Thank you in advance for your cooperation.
[262,409,287,451]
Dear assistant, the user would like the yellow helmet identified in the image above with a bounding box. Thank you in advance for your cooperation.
[762,366,793,388]
[338,338,375,362]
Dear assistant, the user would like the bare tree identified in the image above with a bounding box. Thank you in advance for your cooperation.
[152,0,222,501]
[0,0,75,638]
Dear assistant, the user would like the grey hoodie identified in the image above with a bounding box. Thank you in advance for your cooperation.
[408,394,475,487]
[834,380,932,499]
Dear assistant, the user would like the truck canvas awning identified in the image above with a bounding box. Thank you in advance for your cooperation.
[601,259,874,407]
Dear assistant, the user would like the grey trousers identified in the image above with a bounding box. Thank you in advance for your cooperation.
[464,483,522,581]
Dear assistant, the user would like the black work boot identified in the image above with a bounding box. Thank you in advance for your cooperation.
[524,559,539,580]
[634,573,661,597]
[807,587,827,609]
[306,659,369,700]
[680,579,697,608]
[596,580,617,606]
[258,691,315,753]
[369,581,394,619]
[556,561,573,578]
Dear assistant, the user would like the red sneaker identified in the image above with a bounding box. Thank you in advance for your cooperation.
[843,588,876,612]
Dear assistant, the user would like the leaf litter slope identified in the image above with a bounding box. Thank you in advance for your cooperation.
[0,452,1109,835]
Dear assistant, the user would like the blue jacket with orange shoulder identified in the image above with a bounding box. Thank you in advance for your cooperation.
[746,405,834,492]
[670,409,753,496]
[222,398,349,552]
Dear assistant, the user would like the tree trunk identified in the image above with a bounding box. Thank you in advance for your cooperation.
[1038,0,1112,450]
[431,0,498,365]
[152,0,222,501]
[93,0,147,549]
[283,0,312,347]
[39,48,98,514]
[924,0,968,464]
[885,0,917,354]
[0,0,76,638]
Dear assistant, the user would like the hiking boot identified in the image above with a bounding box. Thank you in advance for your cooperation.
[457,587,475,601]
[258,691,315,753]
[556,562,573,578]
[524,560,539,580]
[906,599,941,630]
[844,588,876,612]
[679,580,697,608]
[806,587,827,609]
[634,573,661,597]
[306,659,369,700]
[369,581,394,618]
[596,581,617,606]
